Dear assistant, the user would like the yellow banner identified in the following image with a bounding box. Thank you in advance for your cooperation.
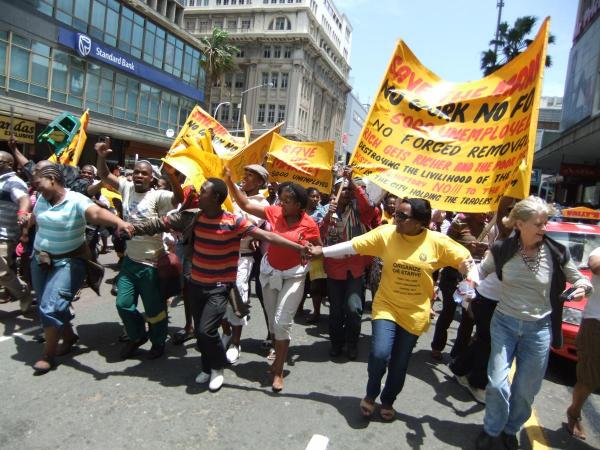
[48,110,89,167]
[267,134,334,192]
[243,115,251,145]
[349,18,550,212]
[172,105,242,157]
[0,115,35,144]
[224,123,283,183]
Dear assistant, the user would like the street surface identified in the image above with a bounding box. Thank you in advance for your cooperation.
[1,252,599,449]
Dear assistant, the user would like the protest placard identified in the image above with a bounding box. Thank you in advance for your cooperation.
[349,18,550,212]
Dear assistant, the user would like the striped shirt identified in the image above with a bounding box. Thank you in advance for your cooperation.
[191,211,255,284]
[0,172,28,241]
[33,190,93,254]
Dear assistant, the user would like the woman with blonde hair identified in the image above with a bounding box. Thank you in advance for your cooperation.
[476,196,592,450]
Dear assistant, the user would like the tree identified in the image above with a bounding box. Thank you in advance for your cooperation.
[481,16,555,76]
[199,28,240,113]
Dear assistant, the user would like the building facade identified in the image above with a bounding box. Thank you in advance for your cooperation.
[183,0,352,160]
[341,91,368,164]
[534,0,600,206]
[0,0,205,167]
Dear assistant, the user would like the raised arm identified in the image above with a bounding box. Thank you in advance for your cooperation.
[223,167,267,220]
[7,136,30,170]
[163,163,184,207]
[95,140,120,191]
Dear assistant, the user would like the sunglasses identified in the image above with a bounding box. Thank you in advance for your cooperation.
[394,211,413,221]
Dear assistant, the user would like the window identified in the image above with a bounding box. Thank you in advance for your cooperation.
[277,105,286,122]
[224,74,233,88]
[263,46,271,58]
[227,19,237,31]
[257,104,266,123]
[284,46,292,58]
[220,104,230,121]
[86,64,115,115]
[8,35,51,98]
[213,19,224,29]
[241,19,251,30]
[164,35,184,77]
[281,73,289,89]
[119,7,144,58]
[273,46,281,58]
[232,103,240,122]
[267,104,276,123]
[269,16,291,30]
[90,0,119,47]
[35,0,53,15]
[262,72,269,85]
[211,103,219,115]
[185,19,196,32]
[198,20,210,32]
[216,0,222,4]
[55,0,90,32]
[270,73,278,88]
[235,74,245,88]
[236,49,245,57]
[138,83,160,127]
[0,32,7,88]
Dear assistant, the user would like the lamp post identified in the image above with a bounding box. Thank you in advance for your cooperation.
[213,101,231,122]
[236,82,273,135]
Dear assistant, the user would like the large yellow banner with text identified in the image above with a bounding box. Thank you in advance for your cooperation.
[350,18,550,212]
[224,123,283,183]
[267,134,334,192]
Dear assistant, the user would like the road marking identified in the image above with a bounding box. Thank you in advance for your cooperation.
[509,364,549,449]
[0,325,41,343]
[305,434,329,450]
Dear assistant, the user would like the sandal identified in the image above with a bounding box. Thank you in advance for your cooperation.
[566,409,586,440]
[56,335,79,357]
[171,329,195,345]
[360,398,375,418]
[267,348,276,361]
[380,405,396,422]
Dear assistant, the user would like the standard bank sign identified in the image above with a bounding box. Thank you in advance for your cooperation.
[57,27,203,101]
[76,33,135,71]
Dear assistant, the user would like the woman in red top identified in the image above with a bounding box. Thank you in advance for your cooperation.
[225,170,321,392]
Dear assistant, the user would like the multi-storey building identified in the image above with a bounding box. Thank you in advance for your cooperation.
[184,0,352,160]
[534,0,600,206]
[0,0,205,167]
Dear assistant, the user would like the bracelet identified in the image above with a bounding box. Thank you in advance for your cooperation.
[17,210,30,215]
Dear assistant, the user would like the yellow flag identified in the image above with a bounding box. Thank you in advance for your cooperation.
[267,134,334,192]
[349,18,550,212]
[49,110,89,166]
[224,122,284,183]
[243,115,251,145]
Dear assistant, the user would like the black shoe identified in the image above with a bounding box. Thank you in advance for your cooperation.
[475,430,504,450]
[147,344,165,360]
[329,345,343,357]
[346,344,358,360]
[118,331,130,343]
[501,432,518,450]
[110,284,118,296]
[119,337,148,359]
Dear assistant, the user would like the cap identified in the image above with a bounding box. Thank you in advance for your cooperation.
[244,164,269,185]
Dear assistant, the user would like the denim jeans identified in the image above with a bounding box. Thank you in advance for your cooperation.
[31,256,86,329]
[327,273,364,348]
[484,310,551,436]
[366,319,419,406]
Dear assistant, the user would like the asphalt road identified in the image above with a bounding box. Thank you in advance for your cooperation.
[0,252,599,449]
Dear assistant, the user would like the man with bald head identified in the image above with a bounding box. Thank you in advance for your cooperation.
[96,140,183,360]
[0,150,33,312]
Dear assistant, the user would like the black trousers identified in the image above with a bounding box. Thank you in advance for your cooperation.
[431,267,467,353]
[450,293,498,389]
[190,283,230,373]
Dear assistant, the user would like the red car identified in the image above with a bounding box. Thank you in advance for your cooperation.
[546,221,600,361]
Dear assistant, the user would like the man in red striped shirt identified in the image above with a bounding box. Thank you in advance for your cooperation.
[133,177,306,392]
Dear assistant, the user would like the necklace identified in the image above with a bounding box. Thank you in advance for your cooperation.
[518,242,542,273]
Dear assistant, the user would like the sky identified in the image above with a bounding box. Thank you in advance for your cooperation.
[335,0,578,105]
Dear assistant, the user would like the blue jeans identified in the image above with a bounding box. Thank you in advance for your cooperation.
[327,274,364,348]
[31,256,86,329]
[366,319,419,406]
[484,310,552,436]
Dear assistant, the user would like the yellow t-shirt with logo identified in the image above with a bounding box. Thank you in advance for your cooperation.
[351,224,470,336]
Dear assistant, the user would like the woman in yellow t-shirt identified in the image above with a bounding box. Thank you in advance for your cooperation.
[309,197,472,421]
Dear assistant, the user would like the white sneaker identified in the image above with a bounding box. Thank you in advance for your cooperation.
[209,369,224,392]
[468,385,486,404]
[221,333,231,350]
[195,371,210,384]
[226,345,241,364]
[455,375,469,388]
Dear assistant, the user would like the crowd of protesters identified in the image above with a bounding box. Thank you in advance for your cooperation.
[1,134,598,449]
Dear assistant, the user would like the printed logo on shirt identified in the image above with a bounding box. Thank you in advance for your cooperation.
[419,253,427,262]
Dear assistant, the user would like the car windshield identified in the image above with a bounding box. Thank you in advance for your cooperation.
[546,231,600,269]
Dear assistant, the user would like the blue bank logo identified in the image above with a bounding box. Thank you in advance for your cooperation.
[77,34,92,57]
